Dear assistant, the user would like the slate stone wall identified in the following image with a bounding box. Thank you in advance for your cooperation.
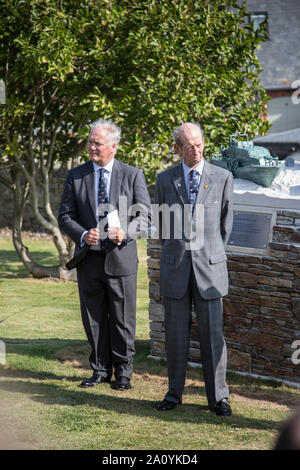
[147,209,300,385]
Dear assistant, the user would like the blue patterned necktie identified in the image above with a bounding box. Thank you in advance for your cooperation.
[189,169,200,209]
[98,168,110,251]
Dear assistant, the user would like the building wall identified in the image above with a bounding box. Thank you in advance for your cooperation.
[245,0,300,133]
[267,94,300,133]
[245,0,300,88]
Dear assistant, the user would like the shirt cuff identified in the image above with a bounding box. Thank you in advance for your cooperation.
[80,231,88,247]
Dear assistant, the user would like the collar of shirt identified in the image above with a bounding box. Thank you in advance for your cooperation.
[92,159,114,174]
[93,158,114,204]
[182,158,204,193]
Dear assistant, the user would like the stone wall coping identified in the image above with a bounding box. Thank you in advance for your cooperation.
[147,355,300,390]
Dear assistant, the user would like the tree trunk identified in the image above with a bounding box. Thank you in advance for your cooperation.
[2,159,76,280]
[12,223,61,278]
[11,172,61,278]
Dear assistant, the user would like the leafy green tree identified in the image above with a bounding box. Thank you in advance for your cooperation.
[0,0,269,277]
[0,0,116,277]
[108,0,270,176]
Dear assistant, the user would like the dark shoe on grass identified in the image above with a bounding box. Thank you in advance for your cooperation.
[80,374,110,388]
[211,399,232,416]
[157,399,182,411]
[112,376,131,391]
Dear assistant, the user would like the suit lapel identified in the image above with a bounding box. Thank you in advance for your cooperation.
[171,161,212,206]
[171,164,189,206]
[83,159,123,224]
[83,161,97,224]
[195,160,212,205]
[109,159,122,208]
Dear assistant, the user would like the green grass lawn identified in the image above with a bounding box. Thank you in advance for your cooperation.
[0,232,300,450]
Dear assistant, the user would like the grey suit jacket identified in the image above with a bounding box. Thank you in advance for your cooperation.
[155,160,233,300]
[58,159,151,276]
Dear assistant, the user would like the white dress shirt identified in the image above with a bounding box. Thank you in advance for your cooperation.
[92,159,114,208]
[182,158,204,196]
[80,159,115,246]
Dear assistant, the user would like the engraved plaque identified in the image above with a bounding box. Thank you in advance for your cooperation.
[227,211,272,249]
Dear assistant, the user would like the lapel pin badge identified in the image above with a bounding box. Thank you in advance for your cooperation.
[204,185,208,189]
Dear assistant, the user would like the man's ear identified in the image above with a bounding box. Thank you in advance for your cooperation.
[174,143,182,155]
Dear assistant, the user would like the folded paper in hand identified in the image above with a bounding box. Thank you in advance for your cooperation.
[107,210,121,245]
[107,210,121,228]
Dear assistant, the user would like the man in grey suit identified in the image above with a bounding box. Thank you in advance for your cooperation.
[59,118,151,390]
[155,122,233,416]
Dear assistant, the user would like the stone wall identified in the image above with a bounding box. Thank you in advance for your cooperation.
[147,209,300,385]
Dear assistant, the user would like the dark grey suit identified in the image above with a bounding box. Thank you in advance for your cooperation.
[155,160,233,408]
[59,159,151,380]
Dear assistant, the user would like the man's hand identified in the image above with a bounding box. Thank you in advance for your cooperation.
[83,228,99,246]
[107,227,125,244]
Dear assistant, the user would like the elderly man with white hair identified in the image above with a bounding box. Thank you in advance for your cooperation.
[59,118,151,391]
[155,122,233,416]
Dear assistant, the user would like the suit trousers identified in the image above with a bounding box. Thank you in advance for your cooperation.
[163,267,229,408]
[77,251,137,380]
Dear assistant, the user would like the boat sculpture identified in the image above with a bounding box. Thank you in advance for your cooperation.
[210,133,284,187]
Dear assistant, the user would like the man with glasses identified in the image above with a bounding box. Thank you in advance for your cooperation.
[59,119,151,391]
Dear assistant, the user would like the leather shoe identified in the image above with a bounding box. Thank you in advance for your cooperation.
[112,376,131,390]
[157,399,182,411]
[212,399,232,416]
[80,374,110,388]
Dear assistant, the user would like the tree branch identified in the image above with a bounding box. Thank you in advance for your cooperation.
[0,173,13,190]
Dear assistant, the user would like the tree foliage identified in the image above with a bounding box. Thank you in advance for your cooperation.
[0,0,269,274]
[105,0,270,178]
[1,0,269,177]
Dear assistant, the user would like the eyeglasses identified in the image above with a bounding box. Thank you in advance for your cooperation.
[88,140,105,148]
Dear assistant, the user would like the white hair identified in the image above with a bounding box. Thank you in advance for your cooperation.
[89,118,121,145]
[173,122,204,147]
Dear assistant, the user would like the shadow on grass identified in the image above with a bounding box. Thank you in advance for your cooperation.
[1,337,300,417]
[1,338,88,382]
[0,249,58,279]
[0,375,282,432]
[1,338,154,382]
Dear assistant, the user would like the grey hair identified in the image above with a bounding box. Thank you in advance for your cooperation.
[173,122,204,147]
[89,118,121,145]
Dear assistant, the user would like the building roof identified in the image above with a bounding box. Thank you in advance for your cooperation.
[254,128,300,158]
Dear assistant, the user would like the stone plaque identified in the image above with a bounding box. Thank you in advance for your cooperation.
[227,211,272,249]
